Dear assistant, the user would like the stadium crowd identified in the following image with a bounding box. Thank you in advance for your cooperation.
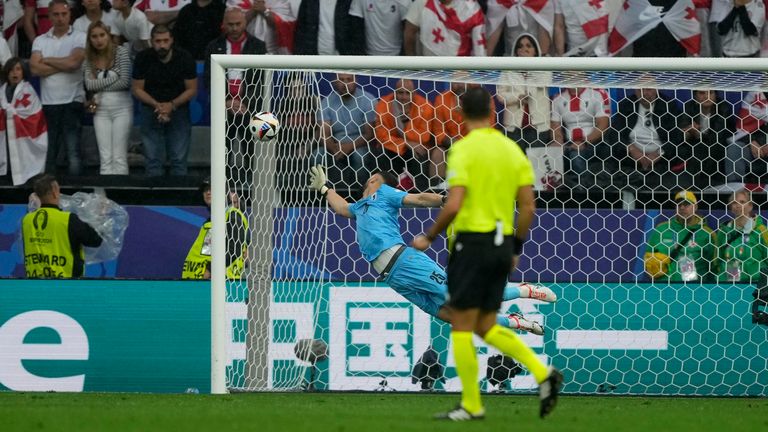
[1,0,768,193]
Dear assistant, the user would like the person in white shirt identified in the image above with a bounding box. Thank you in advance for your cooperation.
[551,86,610,189]
[714,0,765,57]
[553,0,608,57]
[30,0,87,176]
[73,0,119,33]
[349,0,411,55]
[403,0,486,56]
[111,0,153,58]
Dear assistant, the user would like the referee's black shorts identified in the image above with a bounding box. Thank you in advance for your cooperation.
[446,232,514,312]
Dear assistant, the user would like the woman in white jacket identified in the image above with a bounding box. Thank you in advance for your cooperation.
[497,33,552,150]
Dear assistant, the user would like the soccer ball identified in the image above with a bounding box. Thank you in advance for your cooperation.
[249,111,280,141]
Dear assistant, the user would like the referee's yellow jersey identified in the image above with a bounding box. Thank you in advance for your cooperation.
[446,127,534,235]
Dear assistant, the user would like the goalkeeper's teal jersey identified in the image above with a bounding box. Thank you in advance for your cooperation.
[348,184,408,262]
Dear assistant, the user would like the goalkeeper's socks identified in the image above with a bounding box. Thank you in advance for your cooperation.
[483,324,549,383]
[451,331,484,415]
[503,285,521,301]
[496,314,511,328]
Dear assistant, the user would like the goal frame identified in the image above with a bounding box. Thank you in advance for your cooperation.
[208,55,768,394]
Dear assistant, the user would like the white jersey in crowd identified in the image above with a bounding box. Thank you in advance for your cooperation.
[73,9,119,34]
[111,7,153,57]
[711,0,765,57]
[349,0,411,55]
[551,87,610,142]
[31,27,87,105]
[630,103,662,154]
[405,0,486,56]
[555,0,608,56]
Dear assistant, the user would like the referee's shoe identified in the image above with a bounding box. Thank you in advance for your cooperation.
[539,366,564,418]
[434,405,485,421]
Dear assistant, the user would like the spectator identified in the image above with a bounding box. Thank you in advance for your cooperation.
[274,71,320,192]
[0,36,12,66]
[73,0,118,33]
[716,188,768,283]
[174,0,225,60]
[239,0,297,55]
[497,33,552,149]
[182,177,249,280]
[374,78,438,191]
[684,89,732,188]
[432,79,494,186]
[404,0,486,56]
[30,0,86,177]
[23,0,54,41]
[728,123,768,184]
[631,0,693,57]
[550,86,610,190]
[22,174,103,278]
[614,87,692,189]
[132,24,197,177]
[714,0,764,57]
[203,7,267,184]
[553,0,608,56]
[485,0,553,56]
[349,0,411,55]
[314,73,376,189]
[0,57,48,186]
[84,21,133,175]
[135,0,190,25]
[111,0,153,59]
[3,0,24,57]
[293,0,365,55]
[644,190,716,283]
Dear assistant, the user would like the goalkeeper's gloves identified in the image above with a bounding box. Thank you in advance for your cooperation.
[309,165,329,196]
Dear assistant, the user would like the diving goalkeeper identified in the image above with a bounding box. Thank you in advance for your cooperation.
[308,165,556,335]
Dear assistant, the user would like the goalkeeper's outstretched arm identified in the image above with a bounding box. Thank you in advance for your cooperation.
[402,192,446,208]
[308,165,352,218]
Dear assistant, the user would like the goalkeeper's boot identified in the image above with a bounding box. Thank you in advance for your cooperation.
[520,283,558,303]
[509,312,545,336]
[539,366,564,419]
[434,404,485,421]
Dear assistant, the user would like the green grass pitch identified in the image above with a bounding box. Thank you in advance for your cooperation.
[1,392,765,431]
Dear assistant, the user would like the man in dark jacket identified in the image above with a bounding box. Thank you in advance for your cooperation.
[204,7,268,184]
[613,88,692,189]
[293,0,365,55]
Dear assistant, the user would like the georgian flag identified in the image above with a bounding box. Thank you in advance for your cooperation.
[229,0,297,54]
[422,0,486,56]
[0,81,48,186]
[693,0,711,56]
[486,0,554,36]
[3,0,24,56]
[609,0,701,56]
[563,0,609,56]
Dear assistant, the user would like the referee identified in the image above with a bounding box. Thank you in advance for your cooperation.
[413,87,562,421]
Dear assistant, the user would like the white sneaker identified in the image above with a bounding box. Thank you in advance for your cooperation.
[519,283,557,303]
[509,312,544,336]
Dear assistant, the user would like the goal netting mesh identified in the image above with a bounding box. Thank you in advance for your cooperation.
[213,58,768,396]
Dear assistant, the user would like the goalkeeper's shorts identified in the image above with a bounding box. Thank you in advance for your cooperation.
[383,247,447,318]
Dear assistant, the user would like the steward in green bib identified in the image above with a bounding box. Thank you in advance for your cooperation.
[644,190,716,282]
[716,189,768,284]
[22,175,103,278]
[182,178,249,279]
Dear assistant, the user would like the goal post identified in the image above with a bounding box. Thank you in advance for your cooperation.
[210,55,768,396]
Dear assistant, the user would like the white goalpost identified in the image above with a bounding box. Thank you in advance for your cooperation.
[210,55,768,395]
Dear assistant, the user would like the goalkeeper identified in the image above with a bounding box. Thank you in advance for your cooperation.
[308,166,556,335]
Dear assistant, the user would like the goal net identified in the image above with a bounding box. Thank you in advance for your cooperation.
[210,56,768,396]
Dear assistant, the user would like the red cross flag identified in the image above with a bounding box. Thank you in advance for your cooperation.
[609,0,701,56]
[486,0,554,38]
[421,0,486,56]
[0,81,47,186]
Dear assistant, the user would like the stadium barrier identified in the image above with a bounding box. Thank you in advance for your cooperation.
[1,280,765,395]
